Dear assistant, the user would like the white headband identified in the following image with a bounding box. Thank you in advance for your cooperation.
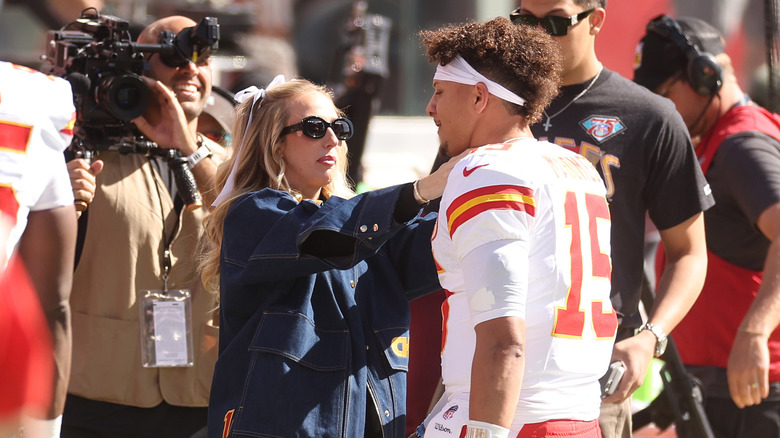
[212,74,287,207]
[433,55,526,106]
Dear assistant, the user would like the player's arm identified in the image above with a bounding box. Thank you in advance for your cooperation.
[605,212,707,403]
[648,212,707,345]
[463,240,527,435]
[471,316,525,428]
[727,200,780,408]
[17,204,77,418]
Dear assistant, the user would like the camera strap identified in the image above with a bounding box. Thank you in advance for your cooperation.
[149,156,185,292]
[162,196,185,292]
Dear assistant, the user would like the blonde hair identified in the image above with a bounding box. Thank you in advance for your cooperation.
[200,79,354,293]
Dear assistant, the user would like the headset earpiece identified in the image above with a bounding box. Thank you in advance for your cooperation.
[647,16,724,95]
[687,52,723,95]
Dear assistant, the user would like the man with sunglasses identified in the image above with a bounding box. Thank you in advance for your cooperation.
[62,15,225,438]
[509,2,713,437]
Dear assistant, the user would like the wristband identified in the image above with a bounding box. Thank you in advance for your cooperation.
[187,136,213,169]
[464,420,510,438]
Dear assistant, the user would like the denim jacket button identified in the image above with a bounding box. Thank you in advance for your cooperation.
[384,410,390,417]
[350,280,356,288]
[360,225,368,232]
[373,224,379,231]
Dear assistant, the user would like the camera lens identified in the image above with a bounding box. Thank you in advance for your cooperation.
[96,74,150,120]
[116,88,138,108]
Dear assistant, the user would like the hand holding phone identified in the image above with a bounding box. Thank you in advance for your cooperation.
[599,360,625,398]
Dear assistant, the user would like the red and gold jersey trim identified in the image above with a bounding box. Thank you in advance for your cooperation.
[446,185,535,237]
[0,121,32,154]
[440,289,454,354]
[61,111,76,137]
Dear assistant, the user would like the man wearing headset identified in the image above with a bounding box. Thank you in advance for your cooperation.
[635,15,780,437]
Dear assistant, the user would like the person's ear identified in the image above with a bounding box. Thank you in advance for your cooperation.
[589,8,606,35]
[473,82,490,112]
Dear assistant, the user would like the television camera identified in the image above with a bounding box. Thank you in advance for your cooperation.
[42,9,220,210]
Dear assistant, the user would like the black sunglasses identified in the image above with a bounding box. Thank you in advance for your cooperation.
[281,116,354,141]
[147,52,211,69]
[509,8,595,36]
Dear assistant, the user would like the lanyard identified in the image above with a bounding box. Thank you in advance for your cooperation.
[149,156,185,292]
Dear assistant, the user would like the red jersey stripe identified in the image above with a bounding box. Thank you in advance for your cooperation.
[446,185,535,237]
[60,111,76,137]
[440,290,454,354]
[0,121,32,154]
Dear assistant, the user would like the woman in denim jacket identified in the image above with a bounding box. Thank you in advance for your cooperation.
[201,76,459,438]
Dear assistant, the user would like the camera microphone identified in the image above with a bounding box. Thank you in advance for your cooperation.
[66,73,91,97]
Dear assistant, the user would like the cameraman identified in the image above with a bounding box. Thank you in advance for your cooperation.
[62,15,225,438]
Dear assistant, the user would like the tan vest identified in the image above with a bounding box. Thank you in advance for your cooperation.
[69,149,218,407]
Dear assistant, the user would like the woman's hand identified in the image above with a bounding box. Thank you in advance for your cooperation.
[415,148,475,201]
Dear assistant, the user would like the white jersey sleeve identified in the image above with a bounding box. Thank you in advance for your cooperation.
[0,61,75,261]
[461,239,528,325]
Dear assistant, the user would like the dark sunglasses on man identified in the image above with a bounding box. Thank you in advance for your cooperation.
[146,51,212,69]
[509,8,594,36]
[281,116,354,141]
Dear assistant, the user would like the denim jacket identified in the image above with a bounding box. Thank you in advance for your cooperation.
[208,185,440,438]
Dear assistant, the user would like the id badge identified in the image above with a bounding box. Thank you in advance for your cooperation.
[140,289,194,367]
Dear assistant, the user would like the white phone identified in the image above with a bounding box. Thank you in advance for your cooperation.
[599,361,625,397]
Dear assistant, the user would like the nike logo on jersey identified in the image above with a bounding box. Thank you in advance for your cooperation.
[463,164,488,177]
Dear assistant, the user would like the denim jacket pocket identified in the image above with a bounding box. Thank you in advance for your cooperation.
[250,311,349,371]
[233,312,351,436]
[374,327,411,372]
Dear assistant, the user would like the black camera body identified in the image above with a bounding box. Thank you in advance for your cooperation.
[43,10,219,150]
[43,10,219,210]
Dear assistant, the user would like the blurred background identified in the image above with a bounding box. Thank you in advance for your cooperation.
[0,0,776,188]
[1,0,775,115]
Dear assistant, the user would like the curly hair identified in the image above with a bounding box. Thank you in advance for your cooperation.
[199,79,354,294]
[577,0,605,8]
[420,17,562,124]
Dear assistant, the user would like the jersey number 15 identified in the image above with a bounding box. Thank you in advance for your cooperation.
[553,191,617,340]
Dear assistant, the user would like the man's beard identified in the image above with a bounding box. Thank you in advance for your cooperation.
[179,101,204,123]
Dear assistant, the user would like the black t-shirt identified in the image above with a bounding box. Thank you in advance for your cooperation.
[532,69,714,330]
[705,130,780,270]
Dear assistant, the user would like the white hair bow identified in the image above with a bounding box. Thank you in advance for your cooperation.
[234,85,263,104]
[212,74,287,207]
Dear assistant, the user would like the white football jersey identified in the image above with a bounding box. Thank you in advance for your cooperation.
[431,138,617,425]
[0,61,75,263]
